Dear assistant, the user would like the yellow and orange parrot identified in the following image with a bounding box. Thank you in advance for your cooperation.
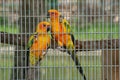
[27,21,51,66]
[47,9,86,80]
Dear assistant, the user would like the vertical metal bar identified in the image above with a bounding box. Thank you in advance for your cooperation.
[70,0,72,80]
[95,1,97,80]
[7,0,10,79]
[114,1,116,80]
[102,0,106,80]
[21,1,23,79]
[33,0,34,33]
[114,1,117,79]
[12,0,16,80]
[86,0,89,80]
[98,1,101,79]
[2,0,5,79]
[110,0,112,80]
[62,0,63,79]
[28,0,30,34]
[77,0,80,80]
[25,0,27,79]
[118,0,120,80]
[37,0,39,79]
[45,0,47,78]
[18,0,21,79]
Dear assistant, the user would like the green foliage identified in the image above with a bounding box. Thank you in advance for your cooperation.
[73,23,119,40]
[0,17,8,25]
[0,25,19,34]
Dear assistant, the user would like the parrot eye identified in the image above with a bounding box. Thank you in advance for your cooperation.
[51,12,54,15]
[43,24,46,27]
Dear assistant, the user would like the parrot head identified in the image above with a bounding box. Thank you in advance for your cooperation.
[36,21,50,33]
[47,9,61,19]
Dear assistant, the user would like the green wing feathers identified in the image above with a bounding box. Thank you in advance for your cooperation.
[59,15,71,33]
[63,19,71,33]
[27,32,38,66]
[27,32,38,48]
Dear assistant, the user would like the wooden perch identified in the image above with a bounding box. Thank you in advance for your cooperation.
[0,32,119,51]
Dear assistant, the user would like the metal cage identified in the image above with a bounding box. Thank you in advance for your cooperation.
[0,0,119,80]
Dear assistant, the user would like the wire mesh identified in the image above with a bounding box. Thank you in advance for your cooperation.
[0,0,119,80]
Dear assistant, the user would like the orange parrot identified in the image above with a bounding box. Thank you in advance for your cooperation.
[47,9,86,80]
[27,21,51,66]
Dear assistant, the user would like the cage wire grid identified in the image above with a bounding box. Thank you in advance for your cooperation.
[0,0,120,80]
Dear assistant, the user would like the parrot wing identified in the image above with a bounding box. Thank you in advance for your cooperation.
[62,18,71,33]
[59,15,71,33]
[63,18,75,44]
[27,32,38,48]
[26,32,38,66]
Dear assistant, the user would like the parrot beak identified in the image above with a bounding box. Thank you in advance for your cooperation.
[47,27,50,32]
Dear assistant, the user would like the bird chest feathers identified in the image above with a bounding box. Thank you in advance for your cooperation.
[51,22,66,35]
[31,35,50,51]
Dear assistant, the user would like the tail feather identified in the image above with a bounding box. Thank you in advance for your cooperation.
[68,51,86,80]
